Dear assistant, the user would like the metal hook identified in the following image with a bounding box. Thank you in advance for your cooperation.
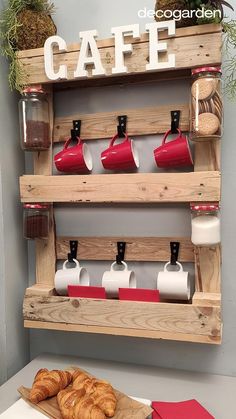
[116,241,126,265]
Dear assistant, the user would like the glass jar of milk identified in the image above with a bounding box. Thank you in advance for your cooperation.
[191,203,220,246]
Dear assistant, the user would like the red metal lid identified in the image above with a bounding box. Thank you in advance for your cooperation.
[23,203,50,210]
[190,203,219,211]
[23,84,44,94]
[192,67,222,75]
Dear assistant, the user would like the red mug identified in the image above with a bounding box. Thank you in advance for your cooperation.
[54,136,93,173]
[101,134,139,171]
[154,129,193,169]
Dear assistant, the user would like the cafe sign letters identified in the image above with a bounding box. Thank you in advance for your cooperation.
[44,21,176,81]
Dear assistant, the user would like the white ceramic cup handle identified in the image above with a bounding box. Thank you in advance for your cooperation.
[164,261,183,272]
[63,259,80,270]
[111,261,128,271]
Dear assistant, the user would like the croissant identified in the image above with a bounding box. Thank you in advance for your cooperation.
[29,368,72,404]
[91,380,117,418]
[57,387,105,419]
[72,369,117,417]
[72,369,95,393]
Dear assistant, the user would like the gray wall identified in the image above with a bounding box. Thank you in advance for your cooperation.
[29,0,236,376]
[0,0,29,383]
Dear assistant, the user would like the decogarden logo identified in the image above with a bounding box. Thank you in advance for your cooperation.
[138,7,222,21]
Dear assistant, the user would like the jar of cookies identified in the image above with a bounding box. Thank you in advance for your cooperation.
[190,67,222,141]
[19,85,50,151]
[23,203,50,240]
[191,203,220,246]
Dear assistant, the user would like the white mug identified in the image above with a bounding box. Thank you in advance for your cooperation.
[102,261,136,298]
[157,261,190,300]
[54,259,90,296]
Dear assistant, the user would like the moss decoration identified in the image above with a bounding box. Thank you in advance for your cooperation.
[0,0,56,92]
[155,0,196,28]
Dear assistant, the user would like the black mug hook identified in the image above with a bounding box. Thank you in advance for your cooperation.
[68,240,78,263]
[171,110,181,134]
[116,241,126,265]
[170,241,180,265]
[117,115,127,138]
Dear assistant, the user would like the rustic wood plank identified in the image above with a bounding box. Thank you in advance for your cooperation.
[194,245,221,293]
[33,85,56,286]
[25,284,56,296]
[23,295,221,340]
[192,292,221,307]
[194,141,221,172]
[56,236,194,262]
[24,320,221,344]
[17,24,222,59]
[17,26,222,86]
[19,172,221,204]
[54,104,189,142]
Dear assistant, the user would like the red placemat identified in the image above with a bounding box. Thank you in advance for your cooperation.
[152,400,214,419]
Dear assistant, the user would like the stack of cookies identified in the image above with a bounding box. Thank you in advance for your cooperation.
[191,76,222,141]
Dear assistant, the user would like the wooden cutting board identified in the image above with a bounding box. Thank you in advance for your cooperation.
[18,366,153,419]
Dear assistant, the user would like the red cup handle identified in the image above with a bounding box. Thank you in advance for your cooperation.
[162,128,182,145]
[64,136,82,150]
[110,133,129,147]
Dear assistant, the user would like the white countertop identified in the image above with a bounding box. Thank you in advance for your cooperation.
[0,353,235,418]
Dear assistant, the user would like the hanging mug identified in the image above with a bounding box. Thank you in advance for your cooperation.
[54,136,93,173]
[154,129,193,169]
[102,261,136,298]
[54,259,90,296]
[157,261,190,300]
[101,134,139,171]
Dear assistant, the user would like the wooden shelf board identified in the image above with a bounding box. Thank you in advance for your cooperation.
[54,104,189,142]
[20,171,221,204]
[24,320,221,344]
[56,236,194,262]
[17,24,222,86]
[23,291,222,344]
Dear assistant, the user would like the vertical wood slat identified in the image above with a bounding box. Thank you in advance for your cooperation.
[34,85,56,286]
[194,138,221,294]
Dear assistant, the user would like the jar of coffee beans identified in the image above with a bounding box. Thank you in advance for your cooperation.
[190,67,222,141]
[19,85,50,151]
[23,203,50,240]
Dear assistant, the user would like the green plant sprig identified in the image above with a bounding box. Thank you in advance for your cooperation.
[0,0,54,91]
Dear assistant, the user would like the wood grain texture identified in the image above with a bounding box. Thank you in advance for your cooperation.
[19,172,221,203]
[23,319,221,344]
[25,284,56,296]
[194,141,221,172]
[56,236,194,262]
[23,295,221,341]
[192,292,221,307]
[17,24,222,59]
[17,25,222,86]
[33,86,56,286]
[194,245,221,293]
[54,104,189,142]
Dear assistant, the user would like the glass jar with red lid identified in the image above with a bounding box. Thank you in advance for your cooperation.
[191,203,220,246]
[23,203,50,240]
[190,67,222,141]
[19,85,50,151]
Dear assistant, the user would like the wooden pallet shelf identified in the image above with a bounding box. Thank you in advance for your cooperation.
[20,171,220,204]
[19,23,223,345]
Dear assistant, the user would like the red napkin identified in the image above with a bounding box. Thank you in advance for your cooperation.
[119,288,160,302]
[152,400,214,419]
[68,285,106,299]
